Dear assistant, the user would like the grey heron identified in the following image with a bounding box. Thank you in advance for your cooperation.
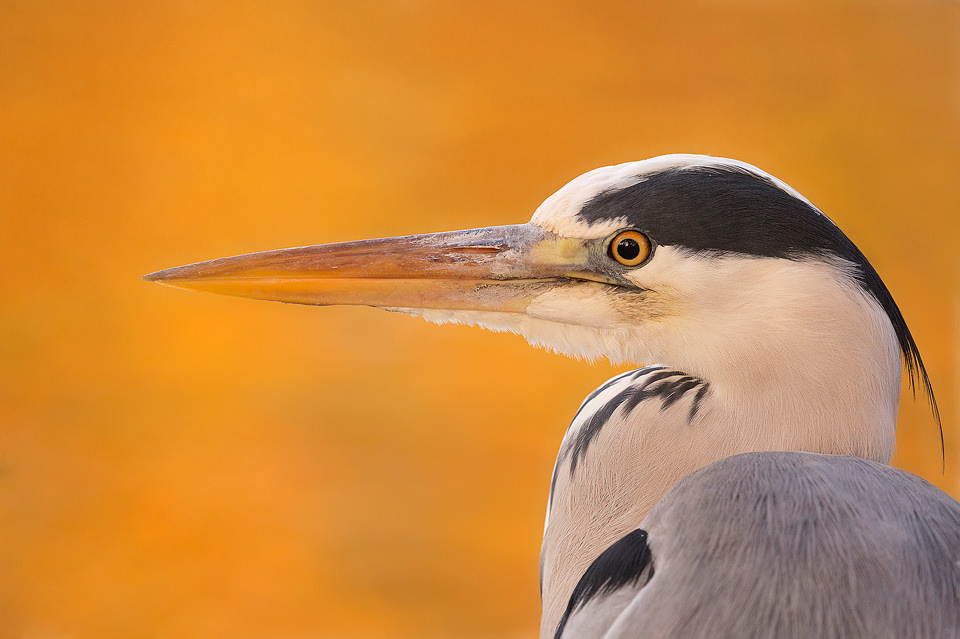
[146,155,960,638]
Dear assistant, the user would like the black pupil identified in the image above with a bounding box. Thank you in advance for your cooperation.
[617,238,641,260]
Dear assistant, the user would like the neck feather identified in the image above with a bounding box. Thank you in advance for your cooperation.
[538,256,902,638]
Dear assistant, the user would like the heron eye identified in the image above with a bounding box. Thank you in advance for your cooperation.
[610,231,650,267]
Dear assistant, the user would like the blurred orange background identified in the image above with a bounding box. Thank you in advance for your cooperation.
[1,2,958,637]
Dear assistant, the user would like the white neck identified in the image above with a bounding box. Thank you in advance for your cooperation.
[538,254,902,638]
[401,250,903,638]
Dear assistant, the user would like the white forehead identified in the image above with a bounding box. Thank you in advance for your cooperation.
[531,154,814,239]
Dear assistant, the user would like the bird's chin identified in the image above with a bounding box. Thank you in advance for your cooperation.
[386,306,649,366]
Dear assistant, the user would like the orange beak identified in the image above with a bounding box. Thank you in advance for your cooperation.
[144,223,606,314]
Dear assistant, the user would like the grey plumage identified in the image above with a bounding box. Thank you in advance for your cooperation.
[558,452,960,639]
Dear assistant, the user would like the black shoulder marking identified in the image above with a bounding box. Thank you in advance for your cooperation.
[578,164,939,452]
[563,370,709,476]
[555,528,654,639]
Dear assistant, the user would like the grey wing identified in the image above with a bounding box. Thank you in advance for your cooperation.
[562,451,960,639]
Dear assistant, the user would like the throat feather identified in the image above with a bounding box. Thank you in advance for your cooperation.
[555,366,710,480]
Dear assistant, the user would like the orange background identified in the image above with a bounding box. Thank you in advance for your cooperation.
[2,2,958,637]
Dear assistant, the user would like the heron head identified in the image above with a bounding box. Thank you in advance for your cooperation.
[145,154,935,421]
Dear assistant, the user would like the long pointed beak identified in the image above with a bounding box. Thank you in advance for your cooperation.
[144,223,602,313]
